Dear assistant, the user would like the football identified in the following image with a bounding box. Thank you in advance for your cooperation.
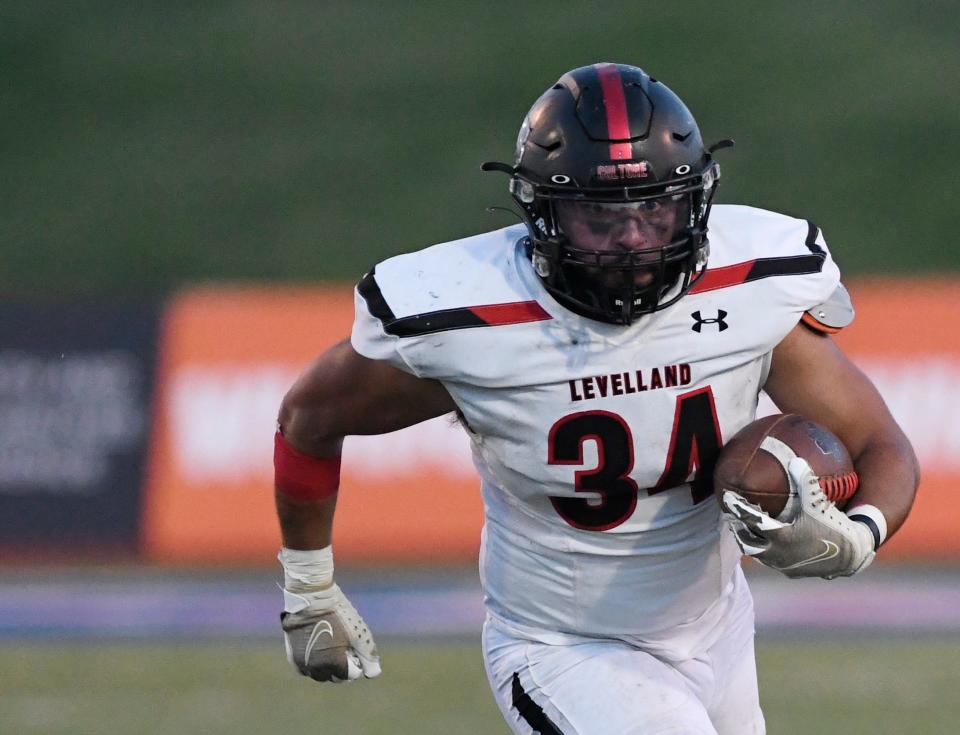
[714,413,859,520]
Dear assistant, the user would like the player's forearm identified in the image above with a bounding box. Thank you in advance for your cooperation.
[849,430,920,542]
[275,492,337,550]
[274,403,344,551]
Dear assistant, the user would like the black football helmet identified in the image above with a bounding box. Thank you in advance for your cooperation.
[483,63,731,325]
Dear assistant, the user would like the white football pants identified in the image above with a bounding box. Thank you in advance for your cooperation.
[482,570,765,735]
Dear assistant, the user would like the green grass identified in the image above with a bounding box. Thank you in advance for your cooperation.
[2,638,959,734]
[2,2,958,295]
[758,639,960,734]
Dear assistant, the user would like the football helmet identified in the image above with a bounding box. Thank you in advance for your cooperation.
[484,63,731,325]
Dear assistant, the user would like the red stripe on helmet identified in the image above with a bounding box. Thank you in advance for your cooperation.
[468,301,552,326]
[597,64,633,160]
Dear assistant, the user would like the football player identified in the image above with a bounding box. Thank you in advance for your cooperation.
[273,64,919,734]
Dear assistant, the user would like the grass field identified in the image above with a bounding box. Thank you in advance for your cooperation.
[3,3,959,296]
[3,638,959,734]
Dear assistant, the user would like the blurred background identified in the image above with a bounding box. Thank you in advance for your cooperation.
[2,2,959,733]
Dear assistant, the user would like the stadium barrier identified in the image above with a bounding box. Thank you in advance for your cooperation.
[139,279,960,564]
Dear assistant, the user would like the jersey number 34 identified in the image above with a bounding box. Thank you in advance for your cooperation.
[547,387,722,531]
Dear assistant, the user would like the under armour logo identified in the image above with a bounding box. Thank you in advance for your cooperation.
[691,310,728,332]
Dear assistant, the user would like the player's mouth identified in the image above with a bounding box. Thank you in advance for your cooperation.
[632,268,656,288]
[596,267,657,290]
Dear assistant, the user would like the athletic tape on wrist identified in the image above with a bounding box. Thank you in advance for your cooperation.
[274,431,341,501]
[846,504,888,550]
[279,545,334,590]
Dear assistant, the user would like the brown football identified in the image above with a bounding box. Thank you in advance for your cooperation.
[714,413,859,519]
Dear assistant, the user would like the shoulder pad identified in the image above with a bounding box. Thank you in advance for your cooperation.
[802,282,854,334]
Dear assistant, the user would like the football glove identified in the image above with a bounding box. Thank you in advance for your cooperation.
[279,547,381,683]
[720,457,876,579]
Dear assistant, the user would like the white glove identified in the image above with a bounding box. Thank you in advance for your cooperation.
[720,457,876,579]
[279,547,381,682]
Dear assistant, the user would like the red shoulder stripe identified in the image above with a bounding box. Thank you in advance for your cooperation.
[690,252,827,295]
[689,260,757,294]
[469,301,552,326]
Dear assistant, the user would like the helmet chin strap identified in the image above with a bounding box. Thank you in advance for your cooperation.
[619,293,633,324]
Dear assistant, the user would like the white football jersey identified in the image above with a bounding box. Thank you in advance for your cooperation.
[352,204,843,658]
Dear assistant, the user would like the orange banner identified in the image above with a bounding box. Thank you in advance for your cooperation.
[833,279,960,559]
[142,287,481,564]
[142,279,960,564]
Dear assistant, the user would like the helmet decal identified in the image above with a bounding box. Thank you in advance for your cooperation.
[595,63,634,160]
[593,161,651,182]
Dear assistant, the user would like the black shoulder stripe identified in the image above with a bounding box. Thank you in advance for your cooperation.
[746,253,825,280]
[745,219,826,280]
[512,673,564,735]
[690,253,825,295]
[385,308,490,337]
[744,219,826,277]
[357,268,551,338]
[805,220,824,255]
[356,268,396,322]
[357,269,488,337]
[689,219,827,295]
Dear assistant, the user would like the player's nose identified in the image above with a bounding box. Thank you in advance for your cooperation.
[614,217,649,250]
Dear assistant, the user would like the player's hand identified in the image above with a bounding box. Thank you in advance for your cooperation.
[720,457,875,579]
[281,582,381,682]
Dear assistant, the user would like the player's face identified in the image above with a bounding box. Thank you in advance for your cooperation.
[555,198,689,287]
